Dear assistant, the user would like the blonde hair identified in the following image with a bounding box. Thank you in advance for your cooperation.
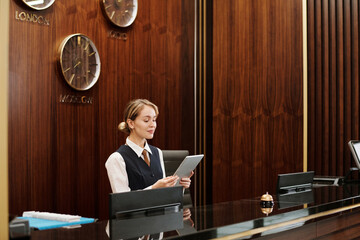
[118,99,159,134]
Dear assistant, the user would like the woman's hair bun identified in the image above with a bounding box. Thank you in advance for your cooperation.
[118,122,127,131]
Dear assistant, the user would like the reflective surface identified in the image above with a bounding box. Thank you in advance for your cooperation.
[30,184,360,240]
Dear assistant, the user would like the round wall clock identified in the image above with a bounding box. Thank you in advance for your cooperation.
[58,34,101,91]
[101,0,138,27]
[22,0,55,10]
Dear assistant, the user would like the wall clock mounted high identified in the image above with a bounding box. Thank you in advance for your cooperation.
[22,0,55,10]
[58,34,101,91]
[101,0,138,27]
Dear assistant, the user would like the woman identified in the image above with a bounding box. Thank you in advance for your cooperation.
[105,99,192,193]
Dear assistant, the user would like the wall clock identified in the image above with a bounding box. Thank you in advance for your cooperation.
[101,0,138,27]
[22,0,55,10]
[58,34,101,91]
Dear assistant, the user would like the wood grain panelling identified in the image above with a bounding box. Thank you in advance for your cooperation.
[9,0,194,219]
[307,0,360,177]
[212,0,303,202]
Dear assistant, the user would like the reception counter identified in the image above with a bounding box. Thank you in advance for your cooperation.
[30,183,360,239]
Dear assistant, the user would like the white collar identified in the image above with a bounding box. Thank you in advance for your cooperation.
[126,137,152,157]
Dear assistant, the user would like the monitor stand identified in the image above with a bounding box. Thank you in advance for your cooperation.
[313,176,344,186]
[344,167,360,183]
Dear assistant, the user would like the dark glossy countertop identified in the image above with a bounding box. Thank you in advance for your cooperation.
[30,183,360,240]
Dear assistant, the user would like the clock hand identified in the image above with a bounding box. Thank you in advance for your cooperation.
[73,61,81,68]
[84,42,89,51]
[69,74,75,85]
[88,70,95,77]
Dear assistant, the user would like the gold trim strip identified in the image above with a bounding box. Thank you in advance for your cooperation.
[302,0,308,172]
[0,0,9,238]
[212,202,360,240]
[202,0,206,207]
[196,0,207,207]
[198,0,203,206]
[194,0,198,208]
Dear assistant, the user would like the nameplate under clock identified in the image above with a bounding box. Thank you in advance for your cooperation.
[59,94,94,104]
[15,10,50,26]
[108,30,128,41]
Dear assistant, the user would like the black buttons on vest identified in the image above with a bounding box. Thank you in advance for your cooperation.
[151,173,155,177]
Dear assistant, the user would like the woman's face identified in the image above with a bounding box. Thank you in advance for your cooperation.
[128,105,157,140]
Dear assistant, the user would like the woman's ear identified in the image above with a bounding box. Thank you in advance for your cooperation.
[127,119,134,130]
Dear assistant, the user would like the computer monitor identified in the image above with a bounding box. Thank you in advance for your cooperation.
[162,150,190,176]
[276,171,314,194]
[348,140,360,169]
[109,187,184,239]
[109,186,184,219]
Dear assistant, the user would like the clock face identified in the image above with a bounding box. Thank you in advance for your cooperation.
[102,0,138,27]
[59,34,101,91]
[22,0,55,10]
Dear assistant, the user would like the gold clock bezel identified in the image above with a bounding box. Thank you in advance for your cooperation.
[58,34,101,91]
[101,0,138,27]
[22,0,55,10]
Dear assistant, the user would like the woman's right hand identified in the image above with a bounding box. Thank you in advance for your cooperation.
[152,176,179,189]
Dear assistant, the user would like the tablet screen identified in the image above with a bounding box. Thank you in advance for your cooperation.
[173,154,204,186]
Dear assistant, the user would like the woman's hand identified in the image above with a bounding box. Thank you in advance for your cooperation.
[152,176,179,189]
[183,208,194,226]
[179,171,194,189]
[183,208,192,221]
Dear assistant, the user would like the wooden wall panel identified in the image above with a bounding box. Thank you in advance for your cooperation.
[212,0,303,202]
[307,0,360,177]
[9,0,194,220]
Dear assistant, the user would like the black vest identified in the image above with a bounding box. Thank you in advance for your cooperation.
[117,145,163,191]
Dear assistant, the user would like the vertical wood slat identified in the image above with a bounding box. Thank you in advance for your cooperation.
[315,0,323,173]
[308,0,360,177]
[337,0,345,176]
[329,0,337,175]
[322,0,330,175]
[344,0,352,175]
[348,0,359,180]
[308,0,316,172]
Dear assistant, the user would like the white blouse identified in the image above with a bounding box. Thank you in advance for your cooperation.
[105,137,166,193]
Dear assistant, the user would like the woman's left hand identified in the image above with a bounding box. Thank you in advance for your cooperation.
[179,171,194,189]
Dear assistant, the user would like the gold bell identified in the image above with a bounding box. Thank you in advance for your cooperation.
[260,192,274,207]
[260,192,274,216]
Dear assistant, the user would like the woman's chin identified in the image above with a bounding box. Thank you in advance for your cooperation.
[145,134,154,139]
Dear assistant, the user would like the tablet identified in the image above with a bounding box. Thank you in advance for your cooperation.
[173,154,204,186]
